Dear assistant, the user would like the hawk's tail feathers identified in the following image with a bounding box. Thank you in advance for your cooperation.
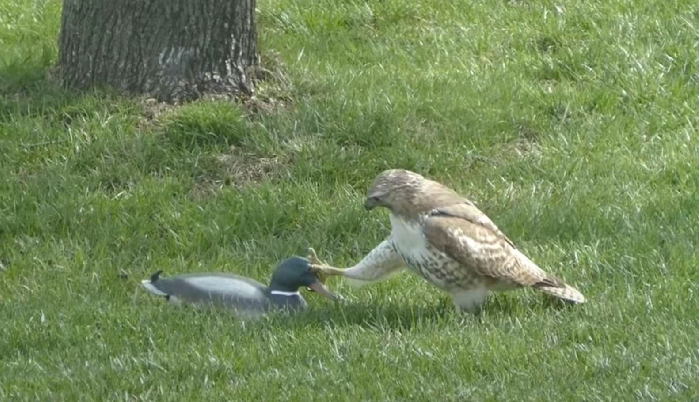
[514,248,586,304]
[536,283,586,304]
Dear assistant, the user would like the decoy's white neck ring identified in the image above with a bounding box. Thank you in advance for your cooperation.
[270,290,301,297]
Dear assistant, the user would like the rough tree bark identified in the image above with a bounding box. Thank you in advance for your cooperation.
[58,0,257,102]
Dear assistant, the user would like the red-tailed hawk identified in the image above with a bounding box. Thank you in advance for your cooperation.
[310,169,585,312]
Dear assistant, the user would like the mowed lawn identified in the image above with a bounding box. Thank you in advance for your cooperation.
[1,0,698,400]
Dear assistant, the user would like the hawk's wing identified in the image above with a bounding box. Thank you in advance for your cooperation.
[429,202,515,247]
[423,202,561,288]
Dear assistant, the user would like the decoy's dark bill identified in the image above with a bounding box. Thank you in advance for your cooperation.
[307,280,339,301]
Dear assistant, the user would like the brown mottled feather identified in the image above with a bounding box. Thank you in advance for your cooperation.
[423,214,545,287]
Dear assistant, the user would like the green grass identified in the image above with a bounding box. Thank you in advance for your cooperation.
[1,0,698,400]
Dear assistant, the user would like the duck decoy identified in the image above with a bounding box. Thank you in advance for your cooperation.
[141,256,339,316]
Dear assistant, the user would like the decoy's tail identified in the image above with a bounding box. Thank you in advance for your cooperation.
[141,270,169,298]
[150,270,163,282]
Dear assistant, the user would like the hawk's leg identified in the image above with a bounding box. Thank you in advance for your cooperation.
[451,287,489,313]
[307,241,405,287]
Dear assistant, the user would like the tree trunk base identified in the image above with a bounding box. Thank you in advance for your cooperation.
[152,70,255,103]
[58,0,257,103]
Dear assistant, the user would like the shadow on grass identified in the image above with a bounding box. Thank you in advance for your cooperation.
[0,51,88,121]
[0,74,138,125]
[0,60,254,152]
[266,293,579,330]
[0,44,54,92]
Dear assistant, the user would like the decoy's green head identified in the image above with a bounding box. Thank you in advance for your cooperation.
[269,257,338,300]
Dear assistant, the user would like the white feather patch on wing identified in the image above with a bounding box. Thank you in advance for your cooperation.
[450,227,501,253]
[185,276,263,298]
[141,280,168,296]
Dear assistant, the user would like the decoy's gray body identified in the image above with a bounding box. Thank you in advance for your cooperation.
[141,257,337,316]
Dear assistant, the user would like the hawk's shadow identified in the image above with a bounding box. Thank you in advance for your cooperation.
[281,294,576,330]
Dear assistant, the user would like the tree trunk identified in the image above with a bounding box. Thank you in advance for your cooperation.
[58,0,257,102]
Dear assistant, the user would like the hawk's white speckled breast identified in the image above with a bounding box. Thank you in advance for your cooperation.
[389,214,464,290]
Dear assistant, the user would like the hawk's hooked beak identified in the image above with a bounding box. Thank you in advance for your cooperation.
[364,197,379,211]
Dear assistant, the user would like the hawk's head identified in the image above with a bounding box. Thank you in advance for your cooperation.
[364,169,460,218]
[365,169,463,219]
[365,169,422,211]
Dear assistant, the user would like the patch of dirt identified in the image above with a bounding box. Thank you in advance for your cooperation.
[140,97,175,123]
[190,146,290,198]
[241,94,289,115]
[217,146,287,183]
[502,137,542,159]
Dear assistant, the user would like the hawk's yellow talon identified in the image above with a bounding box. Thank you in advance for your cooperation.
[307,248,330,282]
